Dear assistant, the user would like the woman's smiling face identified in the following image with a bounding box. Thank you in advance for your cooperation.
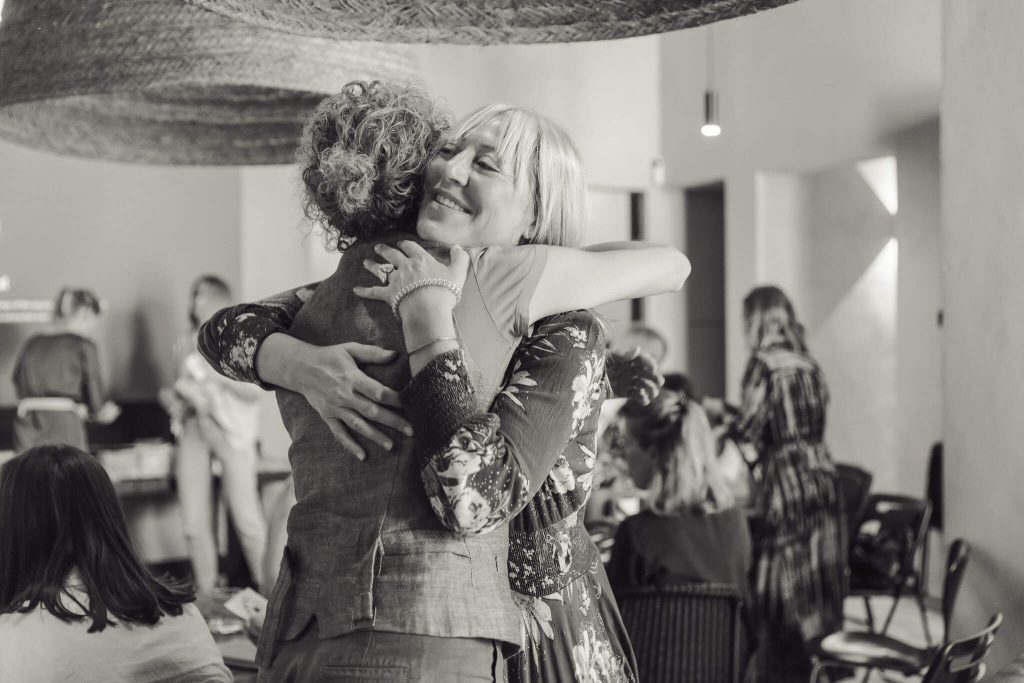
[416,117,535,247]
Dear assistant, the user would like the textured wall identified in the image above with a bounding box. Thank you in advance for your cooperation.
[942,0,1024,669]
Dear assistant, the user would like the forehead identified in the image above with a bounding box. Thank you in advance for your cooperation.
[453,113,533,169]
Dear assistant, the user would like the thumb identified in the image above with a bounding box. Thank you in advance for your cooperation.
[342,342,399,364]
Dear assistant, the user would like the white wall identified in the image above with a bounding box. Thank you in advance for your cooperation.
[658,0,942,405]
[942,0,1024,669]
[892,120,942,494]
[0,138,241,403]
[756,161,905,490]
[413,37,661,190]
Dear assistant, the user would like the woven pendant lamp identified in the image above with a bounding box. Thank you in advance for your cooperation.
[184,0,801,45]
[0,0,420,165]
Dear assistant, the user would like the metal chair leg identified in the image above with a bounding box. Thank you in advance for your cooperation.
[879,588,904,635]
[916,592,933,646]
[863,596,875,632]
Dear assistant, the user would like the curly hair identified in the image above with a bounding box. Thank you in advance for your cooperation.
[298,81,451,250]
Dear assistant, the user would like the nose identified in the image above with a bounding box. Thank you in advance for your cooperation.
[442,149,472,186]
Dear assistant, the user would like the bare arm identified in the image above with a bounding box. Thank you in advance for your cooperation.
[528,241,690,323]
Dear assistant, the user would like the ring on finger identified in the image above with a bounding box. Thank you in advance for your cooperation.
[375,262,396,284]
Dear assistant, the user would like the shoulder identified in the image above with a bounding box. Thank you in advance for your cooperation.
[755,346,818,373]
[532,310,606,350]
[467,243,543,272]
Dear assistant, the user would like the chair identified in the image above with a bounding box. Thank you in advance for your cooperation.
[848,493,932,637]
[921,443,944,602]
[616,582,748,683]
[835,462,874,547]
[810,540,972,682]
[811,611,1002,683]
[919,614,1002,683]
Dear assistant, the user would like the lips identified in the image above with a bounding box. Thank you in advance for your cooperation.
[432,189,471,214]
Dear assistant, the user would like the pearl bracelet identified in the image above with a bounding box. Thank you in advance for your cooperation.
[390,277,463,318]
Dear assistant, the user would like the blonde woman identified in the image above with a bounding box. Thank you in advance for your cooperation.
[607,386,752,593]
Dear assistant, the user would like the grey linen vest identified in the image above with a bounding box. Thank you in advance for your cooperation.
[256,234,521,667]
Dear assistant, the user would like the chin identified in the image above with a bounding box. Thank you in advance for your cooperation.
[415,219,446,243]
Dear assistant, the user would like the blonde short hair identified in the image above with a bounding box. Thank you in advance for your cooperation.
[451,105,588,248]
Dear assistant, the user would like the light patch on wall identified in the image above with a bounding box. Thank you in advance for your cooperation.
[855,156,899,215]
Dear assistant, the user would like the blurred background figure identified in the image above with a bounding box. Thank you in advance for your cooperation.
[723,285,845,683]
[607,384,752,594]
[160,275,267,594]
[610,322,669,367]
[0,444,231,683]
[11,287,120,453]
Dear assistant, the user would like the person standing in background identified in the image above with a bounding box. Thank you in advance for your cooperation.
[161,276,267,594]
[725,285,845,683]
[11,287,120,453]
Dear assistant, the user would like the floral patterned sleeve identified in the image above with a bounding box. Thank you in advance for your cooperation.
[731,353,772,445]
[196,282,320,389]
[401,311,607,536]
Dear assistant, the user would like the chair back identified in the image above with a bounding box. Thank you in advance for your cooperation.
[616,582,746,683]
[849,494,932,592]
[836,462,873,543]
[922,613,1002,683]
[927,442,943,530]
[941,539,971,644]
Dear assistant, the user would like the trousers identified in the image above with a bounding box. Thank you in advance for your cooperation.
[176,415,267,592]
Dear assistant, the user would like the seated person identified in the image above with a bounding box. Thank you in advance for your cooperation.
[606,385,752,593]
[0,444,231,683]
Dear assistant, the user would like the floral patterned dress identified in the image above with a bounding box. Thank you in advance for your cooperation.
[197,290,637,683]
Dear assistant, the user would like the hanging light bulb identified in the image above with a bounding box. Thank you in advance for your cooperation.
[701,26,721,138]
[701,89,721,137]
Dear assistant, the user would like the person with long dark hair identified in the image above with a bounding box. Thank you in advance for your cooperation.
[726,285,845,682]
[0,444,230,682]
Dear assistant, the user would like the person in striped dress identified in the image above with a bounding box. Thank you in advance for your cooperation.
[727,285,846,683]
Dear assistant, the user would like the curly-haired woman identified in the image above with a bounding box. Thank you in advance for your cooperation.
[199,81,688,681]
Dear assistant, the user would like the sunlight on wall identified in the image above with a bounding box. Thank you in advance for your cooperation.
[811,236,899,482]
[856,156,900,215]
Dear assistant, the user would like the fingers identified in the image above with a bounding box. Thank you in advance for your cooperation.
[349,394,412,435]
[362,259,391,284]
[396,240,432,259]
[342,342,399,364]
[353,375,404,409]
[374,243,408,265]
[324,418,365,461]
[353,285,389,301]
[632,378,662,406]
[338,408,394,452]
[449,245,470,283]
